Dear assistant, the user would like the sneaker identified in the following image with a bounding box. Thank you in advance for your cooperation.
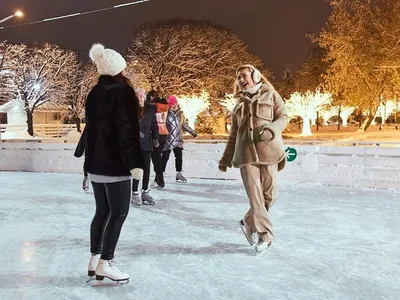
[176,172,187,183]
[130,193,141,207]
[95,259,129,282]
[238,219,255,246]
[88,254,100,277]
[141,191,155,205]
[255,239,272,254]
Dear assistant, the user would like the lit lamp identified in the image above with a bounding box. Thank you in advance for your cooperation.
[0,10,24,25]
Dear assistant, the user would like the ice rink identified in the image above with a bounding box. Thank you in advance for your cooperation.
[0,171,399,300]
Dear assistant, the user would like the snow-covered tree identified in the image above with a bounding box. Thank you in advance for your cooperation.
[0,43,78,136]
[177,91,210,130]
[65,63,98,132]
[127,21,269,97]
[320,107,337,125]
[286,89,333,136]
[339,106,355,126]
[218,93,236,114]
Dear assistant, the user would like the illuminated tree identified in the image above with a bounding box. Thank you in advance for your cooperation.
[317,0,400,131]
[286,89,333,136]
[0,43,78,136]
[177,91,210,130]
[65,63,98,132]
[127,21,269,97]
[218,93,236,114]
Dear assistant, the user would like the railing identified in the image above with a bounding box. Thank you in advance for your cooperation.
[0,124,81,138]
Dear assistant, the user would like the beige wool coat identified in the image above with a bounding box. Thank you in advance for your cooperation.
[219,84,289,171]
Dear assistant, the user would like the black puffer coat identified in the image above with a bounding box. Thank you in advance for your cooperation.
[83,76,143,176]
[139,101,159,151]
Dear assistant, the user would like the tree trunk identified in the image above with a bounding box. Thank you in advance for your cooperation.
[26,110,34,136]
[75,116,81,133]
[300,117,312,136]
[358,106,378,132]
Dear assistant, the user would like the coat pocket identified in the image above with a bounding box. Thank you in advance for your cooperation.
[256,98,273,121]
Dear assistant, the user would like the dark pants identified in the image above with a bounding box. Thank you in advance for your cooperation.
[151,135,168,174]
[162,147,183,173]
[132,151,151,192]
[90,180,131,260]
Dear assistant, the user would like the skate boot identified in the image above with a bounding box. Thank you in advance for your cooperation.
[95,259,129,282]
[238,219,255,246]
[131,192,141,207]
[176,172,187,183]
[141,190,155,205]
[255,238,272,255]
[88,254,100,276]
[155,173,165,188]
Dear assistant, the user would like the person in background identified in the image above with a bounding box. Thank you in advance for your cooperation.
[147,90,169,188]
[162,95,197,183]
[131,87,159,206]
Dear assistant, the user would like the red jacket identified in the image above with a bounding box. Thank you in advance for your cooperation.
[154,98,169,136]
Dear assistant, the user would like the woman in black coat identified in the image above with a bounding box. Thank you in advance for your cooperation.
[131,88,159,206]
[83,43,143,283]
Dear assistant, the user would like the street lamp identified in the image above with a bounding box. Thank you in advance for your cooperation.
[0,10,24,25]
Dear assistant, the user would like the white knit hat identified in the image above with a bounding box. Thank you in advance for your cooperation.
[89,43,127,76]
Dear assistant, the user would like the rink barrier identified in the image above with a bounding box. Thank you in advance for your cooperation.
[0,140,399,190]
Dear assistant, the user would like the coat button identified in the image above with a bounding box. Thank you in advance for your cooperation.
[249,113,252,117]
[249,128,252,131]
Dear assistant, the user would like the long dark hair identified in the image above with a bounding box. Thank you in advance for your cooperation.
[111,73,143,118]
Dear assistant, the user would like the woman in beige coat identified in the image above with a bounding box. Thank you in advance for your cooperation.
[219,64,288,254]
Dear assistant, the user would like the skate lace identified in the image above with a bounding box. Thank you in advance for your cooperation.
[108,260,123,274]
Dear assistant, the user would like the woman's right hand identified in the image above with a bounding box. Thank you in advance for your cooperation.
[218,164,227,172]
[130,168,144,180]
[82,175,89,191]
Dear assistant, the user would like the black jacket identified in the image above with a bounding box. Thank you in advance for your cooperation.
[139,101,159,151]
[83,76,143,176]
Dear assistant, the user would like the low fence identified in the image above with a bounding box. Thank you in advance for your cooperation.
[0,124,80,138]
[0,140,399,190]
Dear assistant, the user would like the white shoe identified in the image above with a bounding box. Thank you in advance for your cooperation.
[88,254,100,276]
[95,259,129,282]
[255,239,272,254]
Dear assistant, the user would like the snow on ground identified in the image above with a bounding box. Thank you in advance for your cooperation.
[0,171,399,300]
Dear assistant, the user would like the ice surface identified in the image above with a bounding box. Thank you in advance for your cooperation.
[0,171,399,300]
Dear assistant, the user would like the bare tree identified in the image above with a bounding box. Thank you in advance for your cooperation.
[127,21,270,98]
[0,43,78,136]
[65,63,98,132]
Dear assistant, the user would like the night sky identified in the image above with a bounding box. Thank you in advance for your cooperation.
[0,0,331,77]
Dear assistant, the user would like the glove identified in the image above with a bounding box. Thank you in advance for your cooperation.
[218,164,227,172]
[130,168,144,180]
[261,128,273,141]
[153,139,160,148]
[82,175,89,191]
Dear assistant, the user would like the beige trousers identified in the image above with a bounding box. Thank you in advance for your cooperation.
[240,163,278,243]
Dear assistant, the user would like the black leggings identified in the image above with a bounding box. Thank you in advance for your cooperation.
[132,151,151,192]
[151,135,168,174]
[90,180,131,260]
[162,147,183,172]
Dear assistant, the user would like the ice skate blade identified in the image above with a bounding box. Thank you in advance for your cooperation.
[88,277,129,286]
[238,220,255,246]
[255,247,271,256]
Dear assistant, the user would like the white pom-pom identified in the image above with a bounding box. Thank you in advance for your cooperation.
[89,43,105,62]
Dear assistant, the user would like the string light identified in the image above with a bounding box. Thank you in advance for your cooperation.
[0,0,150,30]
